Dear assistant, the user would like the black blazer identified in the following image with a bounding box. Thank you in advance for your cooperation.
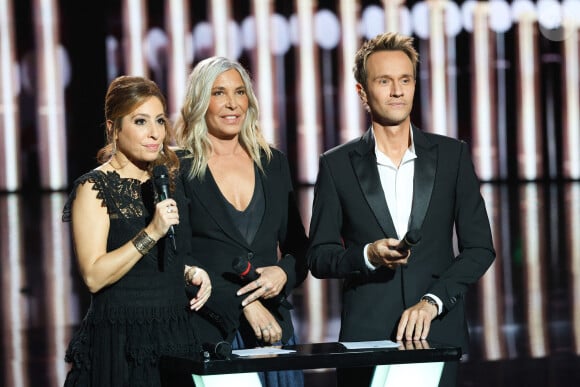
[180,148,308,344]
[307,126,495,352]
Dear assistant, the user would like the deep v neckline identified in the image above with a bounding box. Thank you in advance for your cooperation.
[208,164,257,213]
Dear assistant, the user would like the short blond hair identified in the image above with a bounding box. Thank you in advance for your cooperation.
[353,32,419,89]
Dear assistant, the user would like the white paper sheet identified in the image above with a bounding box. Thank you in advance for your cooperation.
[233,348,297,357]
[339,340,401,350]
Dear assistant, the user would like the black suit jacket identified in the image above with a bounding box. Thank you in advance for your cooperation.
[307,126,495,352]
[180,148,308,344]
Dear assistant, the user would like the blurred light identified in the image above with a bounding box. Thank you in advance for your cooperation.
[399,6,413,36]
[562,0,580,25]
[241,16,256,50]
[537,0,562,29]
[315,9,340,49]
[412,2,430,39]
[105,35,119,81]
[361,5,385,39]
[445,1,462,37]
[193,21,213,54]
[489,0,513,33]
[0,0,20,191]
[462,0,477,32]
[270,14,291,56]
[145,27,168,72]
[511,0,537,22]
[289,14,298,46]
[227,20,243,59]
[246,13,292,56]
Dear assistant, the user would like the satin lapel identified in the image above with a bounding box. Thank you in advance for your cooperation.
[351,130,397,237]
[189,170,251,249]
[409,126,437,232]
[251,163,269,248]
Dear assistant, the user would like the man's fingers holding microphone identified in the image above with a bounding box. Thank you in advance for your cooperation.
[368,238,410,268]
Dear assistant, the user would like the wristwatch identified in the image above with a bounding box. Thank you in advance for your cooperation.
[421,295,438,307]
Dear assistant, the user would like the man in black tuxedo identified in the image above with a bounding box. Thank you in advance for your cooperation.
[306,32,495,387]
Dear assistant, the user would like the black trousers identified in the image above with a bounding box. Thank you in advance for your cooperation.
[336,360,458,387]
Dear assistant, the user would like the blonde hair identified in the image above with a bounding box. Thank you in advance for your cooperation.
[175,56,272,180]
[353,32,419,90]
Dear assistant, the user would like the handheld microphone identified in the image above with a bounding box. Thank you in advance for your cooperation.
[395,229,422,253]
[153,165,176,251]
[201,341,234,360]
[185,285,231,338]
[232,254,293,310]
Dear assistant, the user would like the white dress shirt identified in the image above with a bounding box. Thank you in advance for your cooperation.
[363,128,443,315]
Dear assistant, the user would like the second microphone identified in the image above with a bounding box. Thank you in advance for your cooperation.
[232,254,293,310]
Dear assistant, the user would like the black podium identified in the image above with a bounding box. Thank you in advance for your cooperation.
[160,341,461,387]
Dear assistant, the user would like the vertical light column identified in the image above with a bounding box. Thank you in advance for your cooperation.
[0,0,20,191]
[338,0,364,144]
[565,183,580,354]
[498,184,517,357]
[0,195,28,387]
[295,0,322,185]
[42,193,74,385]
[426,0,448,136]
[165,0,191,122]
[471,3,498,180]
[252,0,277,144]
[520,183,549,358]
[516,15,543,180]
[383,0,402,32]
[562,25,580,179]
[33,0,67,190]
[495,33,509,180]
[122,0,148,76]
[295,0,324,343]
[209,0,231,58]
[479,184,506,360]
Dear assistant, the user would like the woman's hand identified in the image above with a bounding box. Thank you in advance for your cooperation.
[185,266,212,311]
[242,301,282,344]
[145,198,179,240]
[237,265,288,307]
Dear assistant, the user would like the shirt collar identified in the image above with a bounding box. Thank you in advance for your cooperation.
[373,126,417,166]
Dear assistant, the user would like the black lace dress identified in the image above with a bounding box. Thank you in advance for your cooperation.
[62,170,197,387]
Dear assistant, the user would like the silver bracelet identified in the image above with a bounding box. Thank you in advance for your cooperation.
[132,229,156,255]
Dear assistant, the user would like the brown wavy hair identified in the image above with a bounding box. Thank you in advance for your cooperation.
[96,75,179,191]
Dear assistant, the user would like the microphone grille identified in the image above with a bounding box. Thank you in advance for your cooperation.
[232,256,250,275]
[405,229,422,246]
[152,165,169,187]
[153,164,168,176]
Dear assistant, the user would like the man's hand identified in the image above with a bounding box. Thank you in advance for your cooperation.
[367,238,410,269]
[396,299,438,341]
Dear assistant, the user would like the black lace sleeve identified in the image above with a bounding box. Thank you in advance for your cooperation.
[62,170,108,223]
[62,169,148,223]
